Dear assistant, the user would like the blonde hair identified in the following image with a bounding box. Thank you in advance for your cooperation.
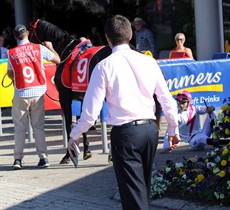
[175,33,185,41]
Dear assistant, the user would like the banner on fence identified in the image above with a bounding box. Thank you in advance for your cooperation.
[1,58,230,110]
[158,59,230,110]
[43,63,61,110]
[0,59,61,110]
[0,59,14,107]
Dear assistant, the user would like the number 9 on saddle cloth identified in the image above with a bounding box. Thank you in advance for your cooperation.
[62,40,104,92]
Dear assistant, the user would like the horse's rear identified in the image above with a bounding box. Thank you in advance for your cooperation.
[29,19,162,164]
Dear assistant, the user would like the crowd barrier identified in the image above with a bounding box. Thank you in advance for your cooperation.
[0,59,60,109]
[1,58,230,149]
[157,58,230,110]
[0,59,109,152]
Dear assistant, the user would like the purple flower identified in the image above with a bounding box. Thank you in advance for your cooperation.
[225,109,230,116]
[215,186,221,191]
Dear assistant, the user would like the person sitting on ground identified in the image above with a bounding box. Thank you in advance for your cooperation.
[163,90,215,151]
[169,32,194,59]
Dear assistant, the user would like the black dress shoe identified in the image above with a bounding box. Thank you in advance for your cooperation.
[207,138,230,147]
[59,154,70,164]
[83,151,92,160]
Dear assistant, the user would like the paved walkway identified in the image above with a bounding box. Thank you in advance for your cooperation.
[0,108,229,210]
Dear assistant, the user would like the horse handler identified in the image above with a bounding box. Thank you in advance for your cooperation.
[7,24,60,170]
[68,15,180,210]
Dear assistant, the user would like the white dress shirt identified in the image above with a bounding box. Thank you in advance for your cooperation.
[70,44,179,140]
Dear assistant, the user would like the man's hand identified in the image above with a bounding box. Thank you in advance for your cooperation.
[68,138,79,158]
[42,41,53,50]
[7,69,14,80]
[168,134,181,152]
[206,106,215,114]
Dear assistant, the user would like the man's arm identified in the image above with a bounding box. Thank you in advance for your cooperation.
[7,69,14,80]
[42,41,60,64]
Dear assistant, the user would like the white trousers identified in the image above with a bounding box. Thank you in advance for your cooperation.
[163,112,216,150]
[12,95,48,160]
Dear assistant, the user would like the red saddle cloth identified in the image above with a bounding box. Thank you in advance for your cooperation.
[62,41,104,92]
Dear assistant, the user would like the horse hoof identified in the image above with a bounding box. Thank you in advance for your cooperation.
[108,154,113,163]
[59,157,70,164]
[83,151,92,160]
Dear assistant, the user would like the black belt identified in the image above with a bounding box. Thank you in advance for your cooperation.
[120,119,155,127]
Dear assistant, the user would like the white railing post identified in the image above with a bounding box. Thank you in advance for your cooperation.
[62,113,68,148]
[100,101,109,153]
[0,108,2,136]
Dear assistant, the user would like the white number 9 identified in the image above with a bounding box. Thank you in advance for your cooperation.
[77,58,88,83]
[23,66,34,83]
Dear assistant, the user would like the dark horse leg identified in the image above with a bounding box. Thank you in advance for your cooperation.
[76,115,92,160]
[58,85,72,164]
[55,66,91,164]
[58,90,92,164]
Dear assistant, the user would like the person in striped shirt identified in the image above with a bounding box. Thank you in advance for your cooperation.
[7,24,60,170]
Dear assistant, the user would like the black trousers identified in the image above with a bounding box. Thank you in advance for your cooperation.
[111,120,159,210]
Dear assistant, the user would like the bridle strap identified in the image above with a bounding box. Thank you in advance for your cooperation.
[29,19,77,64]
[59,39,76,64]
[29,19,42,44]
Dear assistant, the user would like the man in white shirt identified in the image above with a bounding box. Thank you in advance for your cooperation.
[68,15,180,210]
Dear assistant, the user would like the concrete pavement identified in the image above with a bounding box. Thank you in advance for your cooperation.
[0,108,229,210]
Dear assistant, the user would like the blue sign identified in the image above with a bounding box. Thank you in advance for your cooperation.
[158,59,230,110]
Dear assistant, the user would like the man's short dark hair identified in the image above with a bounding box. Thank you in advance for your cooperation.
[13,24,27,39]
[104,15,132,46]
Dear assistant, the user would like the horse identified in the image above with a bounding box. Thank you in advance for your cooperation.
[29,19,112,164]
[29,19,162,165]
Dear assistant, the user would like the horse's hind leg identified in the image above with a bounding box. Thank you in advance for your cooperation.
[82,133,92,160]
[58,90,72,164]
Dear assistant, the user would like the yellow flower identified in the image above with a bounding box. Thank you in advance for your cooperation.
[222,148,229,155]
[188,157,196,161]
[191,168,197,172]
[225,128,230,135]
[196,174,204,182]
[191,183,196,188]
[221,160,227,166]
[218,170,226,177]
[179,170,185,176]
[224,116,230,122]
[221,105,228,111]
